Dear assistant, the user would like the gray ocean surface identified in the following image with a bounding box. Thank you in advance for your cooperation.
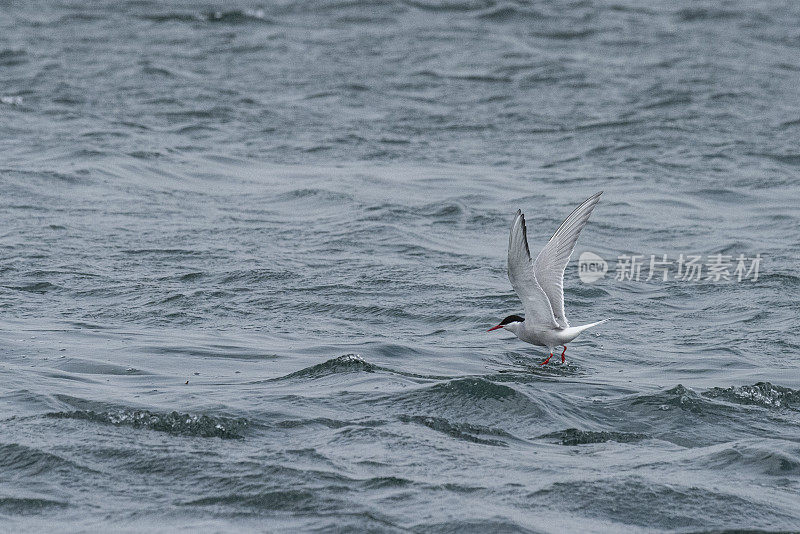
[2,0,800,532]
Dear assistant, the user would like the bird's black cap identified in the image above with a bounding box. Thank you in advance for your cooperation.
[499,314,524,325]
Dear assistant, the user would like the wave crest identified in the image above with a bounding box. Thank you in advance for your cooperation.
[543,428,647,446]
[702,382,800,409]
[399,414,512,446]
[280,354,377,380]
[47,410,248,439]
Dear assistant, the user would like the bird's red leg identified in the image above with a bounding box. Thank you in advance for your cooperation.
[540,351,553,366]
[561,346,567,364]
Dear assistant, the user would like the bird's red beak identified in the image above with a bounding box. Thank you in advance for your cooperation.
[487,324,503,332]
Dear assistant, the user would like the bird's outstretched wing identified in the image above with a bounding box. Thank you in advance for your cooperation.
[507,210,559,329]
[532,192,603,329]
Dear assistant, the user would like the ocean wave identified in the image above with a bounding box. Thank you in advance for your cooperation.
[4,282,58,294]
[402,0,496,13]
[687,440,800,476]
[1,95,24,105]
[0,443,96,477]
[398,414,513,446]
[181,489,324,512]
[142,9,275,25]
[46,410,248,439]
[276,417,386,429]
[424,377,527,401]
[0,49,26,67]
[542,428,648,446]
[530,477,782,529]
[676,7,743,22]
[278,354,379,380]
[476,5,546,22]
[630,384,709,414]
[702,382,800,409]
[380,377,546,428]
[0,497,69,515]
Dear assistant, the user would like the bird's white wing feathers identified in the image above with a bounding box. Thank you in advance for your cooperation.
[532,192,603,328]
[507,210,559,329]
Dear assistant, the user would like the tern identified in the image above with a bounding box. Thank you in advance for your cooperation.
[488,192,606,365]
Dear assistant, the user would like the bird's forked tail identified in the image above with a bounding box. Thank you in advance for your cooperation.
[560,319,608,343]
